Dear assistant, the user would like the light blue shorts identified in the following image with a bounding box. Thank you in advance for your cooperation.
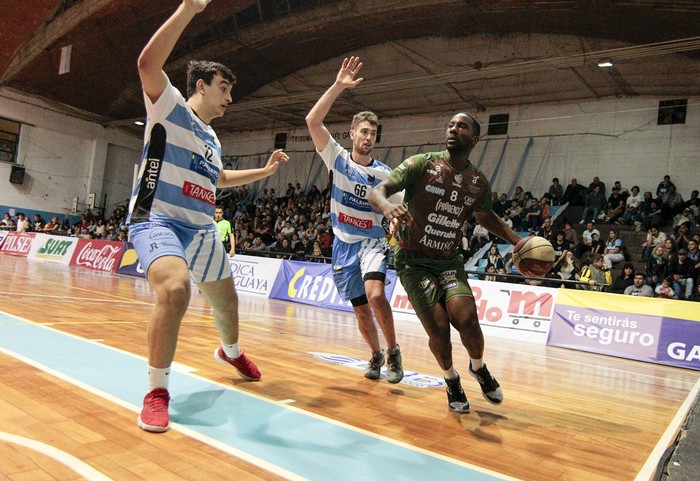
[129,221,231,283]
[332,236,388,302]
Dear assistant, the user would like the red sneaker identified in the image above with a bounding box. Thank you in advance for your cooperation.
[137,388,170,433]
[214,347,261,381]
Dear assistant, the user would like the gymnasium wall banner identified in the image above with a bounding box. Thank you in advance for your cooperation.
[228,254,282,297]
[27,234,78,265]
[548,289,700,371]
[0,232,35,256]
[69,239,125,273]
[269,260,398,312]
[390,277,556,344]
[0,231,7,246]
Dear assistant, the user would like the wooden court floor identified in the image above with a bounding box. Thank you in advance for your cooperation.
[1,255,698,481]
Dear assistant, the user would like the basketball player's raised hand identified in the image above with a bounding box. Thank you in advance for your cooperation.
[184,0,212,13]
[336,57,364,90]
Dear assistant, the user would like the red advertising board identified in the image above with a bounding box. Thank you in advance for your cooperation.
[69,239,125,273]
[0,232,35,256]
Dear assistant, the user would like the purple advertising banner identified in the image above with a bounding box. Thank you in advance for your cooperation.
[269,260,397,312]
[549,289,700,370]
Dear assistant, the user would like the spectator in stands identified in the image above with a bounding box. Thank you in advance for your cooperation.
[511,186,525,205]
[547,177,564,206]
[641,226,667,261]
[671,222,691,251]
[645,199,664,230]
[551,229,571,264]
[655,277,677,299]
[686,239,700,283]
[274,238,294,259]
[1,213,11,227]
[563,179,586,207]
[470,223,490,252]
[688,282,700,302]
[523,197,542,230]
[662,184,684,218]
[684,190,699,221]
[605,187,626,224]
[656,175,672,199]
[538,217,553,240]
[116,230,127,243]
[493,193,509,217]
[580,253,612,291]
[668,249,695,299]
[611,263,635,294]
[646,245,668,289]
[603,229,625,269]
[33,214,46,231]
[501,211,513,229]
[639,191,655,229]
[575,221,600,259]
[620,185,643,230]
[506,200,523,230]
[624,273,654,297]
[557,251,581,286]
[580,185,606,224]
[249,236,266,252]
[539,197,551,219]
[318,227,333,257]
[588,176,606,197]
[43,216,59,233]
[673,208,695,230]
[484,263,498,282]
[613,181,629,196]
[563,222,578,247]
[280,220,296,238]
[487,245,505,271]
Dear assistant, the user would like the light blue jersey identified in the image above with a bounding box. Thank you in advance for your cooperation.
[318,137,394,244]
[127,80,221,229]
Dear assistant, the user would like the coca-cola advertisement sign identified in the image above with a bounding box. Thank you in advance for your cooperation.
[70,239,125,273]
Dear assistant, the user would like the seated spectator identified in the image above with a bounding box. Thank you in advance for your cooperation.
[686,238,700,282]
[655,277,678,299]
[588,176,606,197]
[580,253,612,291]
[487,245,505,271]
[580,186,606,224]
[523,197,542,230]
[280,220,296,238]
[33,214,46,232]
[1,213,11,228]
[656,175,672,199]
[673,208,695,230]
[511,186,525,205]
[646,245,668,288]
[538,217,553,240]
[493,193,510,217]
[667,249,695,299]
[249,236,267,252]
[662,184,684,219]
[43,217,59,233]
[643,200,664,230]
[689,283,700,302]
[557,251,581,286]
[563,222,578,247]
[550,230,571,267]
[605,187,626,224]
[562,178,586,206]
[603,229,625,269]
[275,238,294,259]
[484,263,498,282]
[575,222,600,259]
[619,185,643,230]
[611,263,635,294]
[470,223,490,252]
[671,223,691,251]
[641,226,667,261]
[624,273,655,297]
[546,177,564,206]
[318,228,333,257]
[506,200,523,229]
[683,190,699,222]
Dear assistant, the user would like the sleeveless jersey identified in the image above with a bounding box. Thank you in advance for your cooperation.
[127,80,221,229]
[318,137,394,244]
[388,151,492,258]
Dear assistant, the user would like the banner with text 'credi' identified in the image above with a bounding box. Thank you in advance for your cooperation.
[549,289,700,370]
[269,260,398,312]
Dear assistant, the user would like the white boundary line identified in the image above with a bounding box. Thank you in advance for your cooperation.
[0,311,519,481]
[634,376,700,481]
[0,431,114,481]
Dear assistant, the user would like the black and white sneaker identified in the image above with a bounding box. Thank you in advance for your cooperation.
[469,362,503,404]
[364,350,385,380]
[445,375,470,413]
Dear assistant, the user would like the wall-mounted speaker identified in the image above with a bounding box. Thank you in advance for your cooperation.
[10,165,25,185]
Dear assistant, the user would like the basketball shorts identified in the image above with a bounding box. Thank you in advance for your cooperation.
[129,221,231,283]
[393,248,472,314]
[332,236,388,302]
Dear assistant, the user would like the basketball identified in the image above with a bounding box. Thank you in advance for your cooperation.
[512,236,556,277]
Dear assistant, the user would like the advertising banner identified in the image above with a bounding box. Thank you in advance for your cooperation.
[116,242,146,278]
[269,260,398,312]
[70,239,125,273]
[0,231,8,247]
[228,255,282,297]
[27,234,78,265]
[390,277,556,344]
[0,232,35,256]
[549,289,700,370]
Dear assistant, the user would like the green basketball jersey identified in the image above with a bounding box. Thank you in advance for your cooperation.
[388,151,493,258]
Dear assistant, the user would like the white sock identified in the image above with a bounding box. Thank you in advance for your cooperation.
[443,366,458,380]
[147,366,171,391]
[470,358,484,370]
[222,341,240,359]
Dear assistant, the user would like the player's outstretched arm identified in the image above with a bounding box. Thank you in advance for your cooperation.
[138,0,211,103]
[218,149,289,188]
[369,179,413,226]
[305,57,364,152]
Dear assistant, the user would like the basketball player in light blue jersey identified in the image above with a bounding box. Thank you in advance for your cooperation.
[306,57,403,384]
[130,0,288,433]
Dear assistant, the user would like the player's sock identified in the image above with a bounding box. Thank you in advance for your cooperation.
[470,358,484,370]
[222,341,241,359]
[443,365,458,380]
[147,366,171,391]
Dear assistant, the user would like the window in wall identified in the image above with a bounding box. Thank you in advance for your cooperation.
[657,99,687,125]
[487,113,509,136]
[0,116,20,164]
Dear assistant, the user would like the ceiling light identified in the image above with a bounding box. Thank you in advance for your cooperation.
[134,120,144,126]
[597,60,613,68]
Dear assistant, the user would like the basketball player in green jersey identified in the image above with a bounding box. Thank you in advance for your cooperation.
[369,113,521,413]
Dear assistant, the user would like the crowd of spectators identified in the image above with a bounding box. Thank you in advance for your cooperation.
[2,174,698,301]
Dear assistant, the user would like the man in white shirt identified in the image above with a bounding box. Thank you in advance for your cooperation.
[15,213,29,232]
[624,274,654,297]
[575,222,599,259]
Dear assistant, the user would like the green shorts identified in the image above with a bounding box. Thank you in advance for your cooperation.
[393,248,473,314]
